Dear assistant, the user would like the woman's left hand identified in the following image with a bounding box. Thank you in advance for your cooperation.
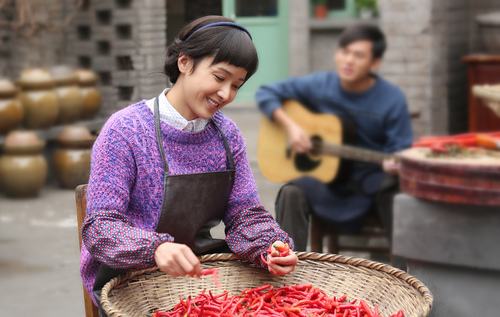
[266,252,298,275]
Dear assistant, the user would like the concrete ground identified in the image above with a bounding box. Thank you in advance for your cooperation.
[0,105,282,316]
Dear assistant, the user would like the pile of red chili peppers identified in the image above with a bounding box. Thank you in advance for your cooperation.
[152,283,404,317]
[413,131,500,153]
[152,242,404,316]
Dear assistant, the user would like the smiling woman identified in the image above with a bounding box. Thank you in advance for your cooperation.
[166,56,247,120]
[79,15,298,316]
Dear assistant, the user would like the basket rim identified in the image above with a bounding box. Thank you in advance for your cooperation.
[101,251,433,316]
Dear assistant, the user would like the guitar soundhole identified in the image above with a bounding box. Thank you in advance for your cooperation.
[294,135,323,172]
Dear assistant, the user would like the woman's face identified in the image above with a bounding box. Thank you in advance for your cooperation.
[175,55,247,120]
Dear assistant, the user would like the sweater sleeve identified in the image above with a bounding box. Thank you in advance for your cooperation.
[222,123,294,266]
[383,94,413,153]
[255,73,327,118]
[82,121,173,270]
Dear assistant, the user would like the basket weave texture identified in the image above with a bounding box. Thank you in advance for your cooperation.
[473,84,500,117]
[101,252,433,317]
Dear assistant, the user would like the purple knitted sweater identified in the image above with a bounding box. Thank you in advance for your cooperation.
[80,101,293,296]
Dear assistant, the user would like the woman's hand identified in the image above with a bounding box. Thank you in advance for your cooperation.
[262,240,298,275]
[154,242,201,277]
[267,252,298,275]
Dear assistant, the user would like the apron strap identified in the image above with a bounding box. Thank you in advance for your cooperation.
[154,96,169,173]
[153,95,235,171]
[211,120,235,171]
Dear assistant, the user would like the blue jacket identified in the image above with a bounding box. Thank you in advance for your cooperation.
[256,71,413,225]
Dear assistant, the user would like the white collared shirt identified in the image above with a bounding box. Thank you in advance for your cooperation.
[145,88,209,133]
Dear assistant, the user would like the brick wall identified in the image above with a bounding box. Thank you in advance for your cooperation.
[469,0,500,52]
[379,0,500,136]
[0,2,14,76]
[430,0,469,134]
[378,0,433,136]
[289,0,310,76]
[0,0,67,79]
[68,0,167,118]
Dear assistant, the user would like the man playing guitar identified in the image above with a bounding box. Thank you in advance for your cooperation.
[255,24,413,251]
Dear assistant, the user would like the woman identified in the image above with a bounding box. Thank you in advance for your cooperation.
[80,15,298,311]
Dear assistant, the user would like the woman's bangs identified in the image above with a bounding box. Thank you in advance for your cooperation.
[212,31,258,79]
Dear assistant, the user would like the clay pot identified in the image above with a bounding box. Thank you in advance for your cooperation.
[50,65,83,124]
[0,130,47,197]
[0,78,24,134]
[17,68,60,129]
[52,125,94,189]
[75,69,101,119]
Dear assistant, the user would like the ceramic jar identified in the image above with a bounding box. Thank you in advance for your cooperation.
[0,78,24,134]
[17,68,59,129]
[75,69,101,119]
[0,130,47,197]
[52,125,94,189]
[50,65,82,124]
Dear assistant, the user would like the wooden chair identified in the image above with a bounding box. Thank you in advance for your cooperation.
[75,184,99,317]
[310,209,390,258]
[309,175,401,261]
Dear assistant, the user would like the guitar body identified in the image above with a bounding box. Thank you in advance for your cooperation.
[258,100,343,183]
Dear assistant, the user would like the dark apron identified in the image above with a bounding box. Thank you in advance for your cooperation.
[93,96,235,292]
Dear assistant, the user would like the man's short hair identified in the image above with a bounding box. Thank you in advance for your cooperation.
[338,24,386,59]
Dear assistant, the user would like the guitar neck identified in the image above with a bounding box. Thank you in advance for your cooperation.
[320,143,392,165]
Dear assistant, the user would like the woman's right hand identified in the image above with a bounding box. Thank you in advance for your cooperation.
[154,242,201,277]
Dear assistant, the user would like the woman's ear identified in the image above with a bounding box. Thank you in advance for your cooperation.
[177,54,194,75]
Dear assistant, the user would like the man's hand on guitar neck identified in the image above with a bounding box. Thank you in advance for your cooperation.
[273,107,312,153]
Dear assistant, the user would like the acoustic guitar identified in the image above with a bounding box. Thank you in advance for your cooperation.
[257,100,391,183]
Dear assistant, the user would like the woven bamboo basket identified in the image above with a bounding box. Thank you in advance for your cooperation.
[101,252,433,317]
[473,84,500,117]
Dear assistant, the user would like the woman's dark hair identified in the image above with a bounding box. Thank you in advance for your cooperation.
[164,16,258,84]
[338,24,386,59]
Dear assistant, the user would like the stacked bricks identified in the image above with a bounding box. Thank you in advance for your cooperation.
[0,2,14,76]
[1,0,66,79]
[288,0,310,77]
[433,0,469,134]
[379,0,500,136]
[68,0,167,118]
[378,0,434,136]
[468,0,500,51]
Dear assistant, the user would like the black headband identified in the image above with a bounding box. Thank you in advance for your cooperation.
[185,21,253,41]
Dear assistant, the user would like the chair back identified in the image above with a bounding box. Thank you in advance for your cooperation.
[75,184,99,317]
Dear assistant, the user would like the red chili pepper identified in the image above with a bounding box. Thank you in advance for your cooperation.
[360,300,374,317]
[200,268,217,276]
[200,268,221,288]
[272,241,290,253]
[152,283,404,317]
[429,142,447,153]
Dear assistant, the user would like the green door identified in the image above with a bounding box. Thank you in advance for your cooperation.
[223,0,289,103]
